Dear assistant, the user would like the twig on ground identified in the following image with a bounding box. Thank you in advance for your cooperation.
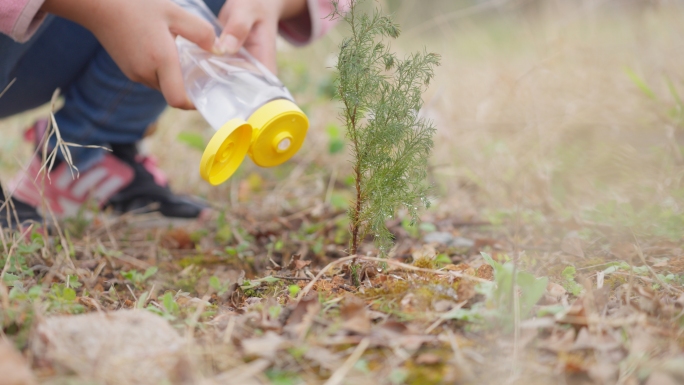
[126,284,138,302]
[0,282,10,311]
[324,166,338,206]
[445,329,475,380]
[213,358,271,385]
[633,242,680,294]
[324,337,370,385]
[222,314,236,344]
[425,300,467,334]
[109,251,151,270]
[274,275,312,281]
[186,294,210,341]
[511,283,521,381]
[296,255,489,302]
[103,216,119,250]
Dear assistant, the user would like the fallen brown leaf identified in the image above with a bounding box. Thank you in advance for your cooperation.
[303,347,343,371]
[284,295,321,339]
[543,328,577,353]
[558,297,588,327]
[294,259,312,270]
[162,228,194,250]
[341,297,371,335]
[241,331,286,359]
[542,282,567,305]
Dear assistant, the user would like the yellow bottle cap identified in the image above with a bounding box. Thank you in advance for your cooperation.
[200,118,253,185]
[247,99,309,167]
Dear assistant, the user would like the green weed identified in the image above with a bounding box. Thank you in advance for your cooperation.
[561,266,584,296]
[121,266,158,289]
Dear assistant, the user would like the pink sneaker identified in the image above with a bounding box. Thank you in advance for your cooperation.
[8,120,210,220]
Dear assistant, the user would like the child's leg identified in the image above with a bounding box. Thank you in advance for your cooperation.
[0,16,98,116]
[1,0,226,171]
[1,11,224,220]
[0,16,167,171]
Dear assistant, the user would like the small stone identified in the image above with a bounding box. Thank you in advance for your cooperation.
[451,237,475,248]
[423,232,474,248]
[433,300,457,312]
[0,340,36,385]
[415,352,442,365]
[423,232,454,245]
[32,310,190,385]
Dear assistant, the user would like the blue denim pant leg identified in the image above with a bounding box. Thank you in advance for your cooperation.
[0,0,226,171]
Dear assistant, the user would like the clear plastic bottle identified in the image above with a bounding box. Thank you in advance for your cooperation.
[173,0,309,185]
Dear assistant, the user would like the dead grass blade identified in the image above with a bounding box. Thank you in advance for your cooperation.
[323,337,370,385]
[212,358,271,385]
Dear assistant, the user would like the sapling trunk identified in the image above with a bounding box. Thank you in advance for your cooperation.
[332,0,440,257]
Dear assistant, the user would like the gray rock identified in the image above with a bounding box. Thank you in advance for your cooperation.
[423,232,474,248]
[423,231,454,245]
[451,237,475,248]
[32,310,191,385]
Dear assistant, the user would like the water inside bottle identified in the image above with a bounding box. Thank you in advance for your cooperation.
[178,38,294,130]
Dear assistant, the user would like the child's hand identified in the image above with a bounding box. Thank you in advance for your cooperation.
[216,0,308,73]
[42,0,216,110]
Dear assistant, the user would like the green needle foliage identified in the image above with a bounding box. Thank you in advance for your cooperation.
[331,0,440,255]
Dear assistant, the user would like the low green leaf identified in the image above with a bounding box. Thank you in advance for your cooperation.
[177,131,205,151]
[209,276,221,291]
[330,193,349,210]
[442,307,483,323]
[143,266,158,280]
[517,271,548,316]
[137,291,149,309]
[561,266,583,296]
[435,253,451,266]
[2,273,19,285]
[161,292,179,315]
[261,276,280,284]
[62,287,77,301]
[274,240,284,252]
[66,274,82,289]
[121,270,137,282]
[625,67,656,100]
[329,138,345,154]
[419,222,437,232]
[326,123,341,138]
[288,284,301,297]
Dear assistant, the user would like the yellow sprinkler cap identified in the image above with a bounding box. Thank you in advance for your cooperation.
[200,118,253,185]
[247,99,309,168]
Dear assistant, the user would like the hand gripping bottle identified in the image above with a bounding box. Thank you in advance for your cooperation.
[173,0,309,185]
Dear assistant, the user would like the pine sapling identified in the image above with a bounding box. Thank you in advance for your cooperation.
[332,0,440,255]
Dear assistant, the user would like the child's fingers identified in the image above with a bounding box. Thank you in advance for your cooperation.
[217,8,256,54]
[156,46,194,110]
[168,6,216,52]
[243,23,278,73]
